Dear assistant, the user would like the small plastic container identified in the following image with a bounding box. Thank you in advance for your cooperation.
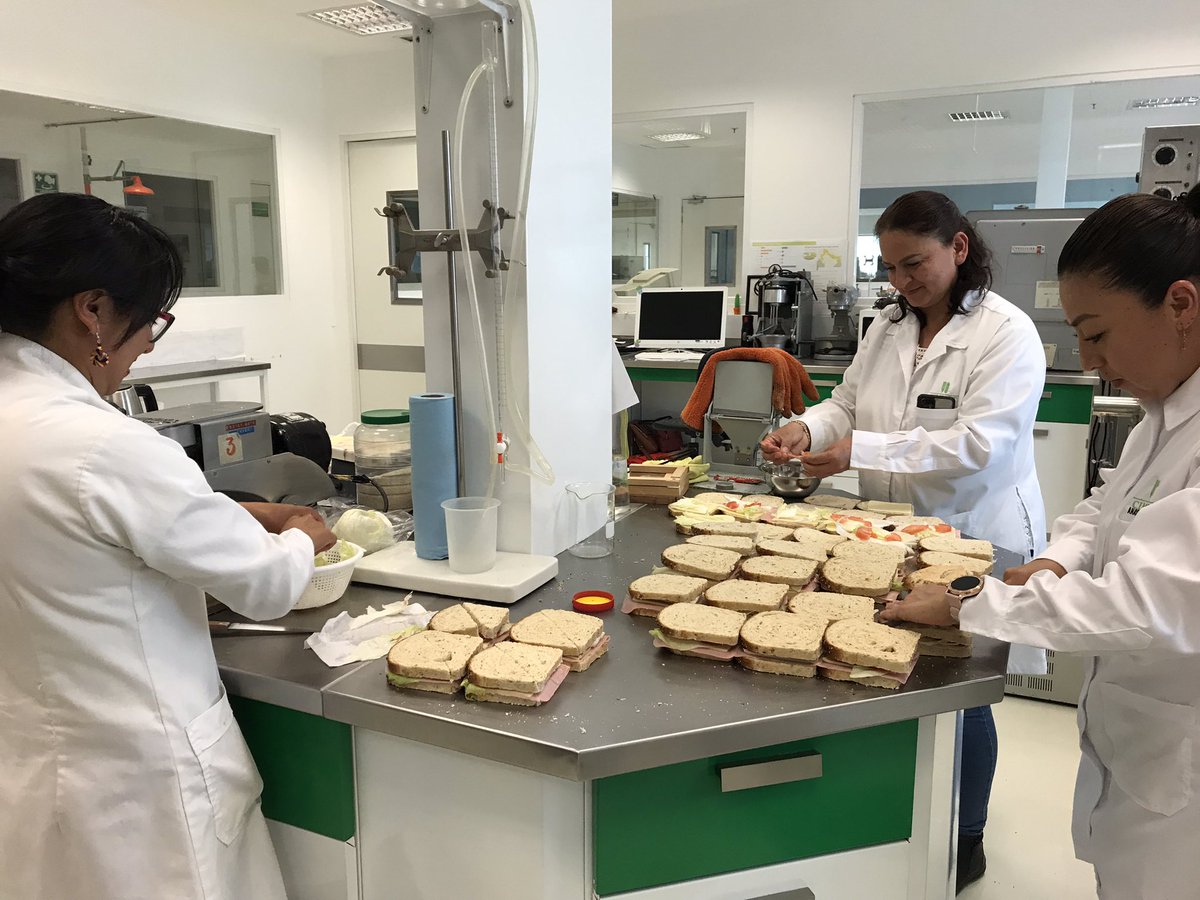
[355,410,412,512]
[442,497,501,574]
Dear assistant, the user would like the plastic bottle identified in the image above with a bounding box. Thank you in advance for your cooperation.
[354,409,412,512]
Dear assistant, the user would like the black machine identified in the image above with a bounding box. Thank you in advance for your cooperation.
[742,265,818,355]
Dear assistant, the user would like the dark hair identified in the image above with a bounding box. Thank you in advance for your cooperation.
[1058,191,1200,306]
[0,193,182,344]
[874,190,993,327]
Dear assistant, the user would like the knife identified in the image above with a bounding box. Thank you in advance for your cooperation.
[209,621,314,636]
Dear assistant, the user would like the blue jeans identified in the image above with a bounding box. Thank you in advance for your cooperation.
[960,705,997,838]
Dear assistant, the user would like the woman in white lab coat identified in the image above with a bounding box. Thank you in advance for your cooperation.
[0,193,336,900]
[761,191,1048,892]
[882,190,1200,899]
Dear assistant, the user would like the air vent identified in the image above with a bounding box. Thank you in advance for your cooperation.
[1129,96,1199,110]
[948,111,1008,122]
[303,3,413,35]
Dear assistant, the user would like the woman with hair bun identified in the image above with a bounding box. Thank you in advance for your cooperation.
[884,190,1200,898]
[763,190,1049,891]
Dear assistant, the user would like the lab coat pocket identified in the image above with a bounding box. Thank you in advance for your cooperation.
[185,686,264,845]
[913,406,958,431]
[1097,681,1195,816]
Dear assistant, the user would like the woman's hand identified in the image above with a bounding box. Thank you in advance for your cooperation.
[878,584,957,627]
[800,436,852,478]
[760,421,810,464]
[241,502,323,535]
[284,514,337,554]
[1003,558,1067,586]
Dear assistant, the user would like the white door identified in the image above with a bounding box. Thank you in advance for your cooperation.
[347,137,425,414]
[681,196,744,292]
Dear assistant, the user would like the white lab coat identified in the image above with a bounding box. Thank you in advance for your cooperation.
[0,335,315,900]
[798,290,1048,673]
[960,363,1200,899]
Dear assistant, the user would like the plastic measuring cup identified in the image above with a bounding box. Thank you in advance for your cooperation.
[441,497,500,574]
[565,482,616,558]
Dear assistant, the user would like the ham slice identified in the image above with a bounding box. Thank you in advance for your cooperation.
[652,635,741,660]
[564,633,610,671]
[817,653,916,685]
[622,595,668,616]
[470,664,570,705]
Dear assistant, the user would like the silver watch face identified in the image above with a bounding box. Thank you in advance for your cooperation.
[950,575,982,594]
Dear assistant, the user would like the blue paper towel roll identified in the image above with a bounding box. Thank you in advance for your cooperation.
[409,393,458,559]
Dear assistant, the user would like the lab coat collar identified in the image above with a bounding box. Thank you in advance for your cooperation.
[890,290,981,375]
[0,333,114,412]
[1162,363,1200,432]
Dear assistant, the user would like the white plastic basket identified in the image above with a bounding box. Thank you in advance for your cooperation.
[295,540,365,610]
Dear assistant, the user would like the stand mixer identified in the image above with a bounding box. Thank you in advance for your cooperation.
[814,283,859,362]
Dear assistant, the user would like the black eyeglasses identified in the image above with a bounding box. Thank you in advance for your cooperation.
[150,311,175,343]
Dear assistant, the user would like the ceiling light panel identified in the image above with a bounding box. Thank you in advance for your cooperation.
[304,3,413,35]
[648,132,708,143]
[948,111,1008,122]
[1128,96,1200,110]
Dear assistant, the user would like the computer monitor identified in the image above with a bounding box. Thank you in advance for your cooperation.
[634,286,728,349]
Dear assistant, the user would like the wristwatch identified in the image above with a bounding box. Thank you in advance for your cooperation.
[945,575,984,624]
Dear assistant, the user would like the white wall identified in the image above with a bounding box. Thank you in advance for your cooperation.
[612,0,1200,263]
[0,0,359,428]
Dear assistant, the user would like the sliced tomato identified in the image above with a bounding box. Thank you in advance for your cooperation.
[725,501,739,510]
[900,524,926,536]
[934,524,954,533]
[854,525,873,540]
[884,533,903,542]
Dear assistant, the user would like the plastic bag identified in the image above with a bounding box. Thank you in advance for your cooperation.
[317,499,415,553]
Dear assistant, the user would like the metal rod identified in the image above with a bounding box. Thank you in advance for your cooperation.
[442,130,468,497]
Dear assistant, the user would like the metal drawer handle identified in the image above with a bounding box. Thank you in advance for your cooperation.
[811,380,838,388]
[719,752,823,792]
[1033,427,1049,437]
[1041,391,1051,399]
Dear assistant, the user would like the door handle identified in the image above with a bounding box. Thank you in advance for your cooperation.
[1033,428,1049,437]
[810,379,839,388]
[719,752,822,792]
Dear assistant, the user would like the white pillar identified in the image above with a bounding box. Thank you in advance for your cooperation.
[1034,87,1074,209]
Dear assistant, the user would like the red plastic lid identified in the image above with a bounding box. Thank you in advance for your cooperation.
[573,590,615,613]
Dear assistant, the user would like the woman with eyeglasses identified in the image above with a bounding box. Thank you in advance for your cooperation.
[0,193,335,900]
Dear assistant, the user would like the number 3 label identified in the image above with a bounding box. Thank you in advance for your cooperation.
[221,433,244,464]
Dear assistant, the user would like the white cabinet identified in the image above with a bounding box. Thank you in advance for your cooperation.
[1032,422,1090,531]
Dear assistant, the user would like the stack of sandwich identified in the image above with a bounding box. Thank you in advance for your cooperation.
[820,541,906,602]
[428,602,511,645]
[895,535,995,657]
[386,630,484,694]
[651,602,746,661]
[509,609,610,672]
[816,619,921,689]
[463,642,570,706]
[737,610,827,677]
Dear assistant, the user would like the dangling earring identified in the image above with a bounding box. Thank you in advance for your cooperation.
[1181,326,1191,352]
[91,332,110,367]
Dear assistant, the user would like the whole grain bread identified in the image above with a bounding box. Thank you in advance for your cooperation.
[466,642,563,692]
[803,494,861,510]
[691,520,760,538]
[657,603,746,646]
[739,610,825,661]
[824,619,920,673]
[510,609,603,656]
[820,557,896,598]
[918,535,994,560]
[786,591,876,623]
[387,630,484,681]
[737,655,818,677]
[758,537,831,562]
[629,573,708,604]
[754,523,795,542]
[705,579,788,613]
[918,551,993,576]
[857,500,914,515]
[686,534,757,557]
[662,544,741,579]
[427,604,479,635]
[739,555,819,587]
[904,564,972,590]
[829,541,909,566]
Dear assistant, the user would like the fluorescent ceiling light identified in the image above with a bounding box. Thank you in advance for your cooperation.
[303,3,413,35]
[71,102,130,114]
[1128,96,1199,110]
[648,132,708,143]
[948,111,1008,122]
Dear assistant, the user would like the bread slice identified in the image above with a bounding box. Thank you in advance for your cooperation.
[857,500,914,515]
[919,535,993,561]
[739,556,819,587]
[686,534,756,557]
[658,602,745,647]
[739,610,825,662]
[918,551,993,576]
[692,491,739,505]
[750,494,786,509]
[792,528,849,555]
[691,519,760,538]
[803,494,860,510]
[904,564,972,590]
[829,541,909,566]
[887,515,948,528]
[429,602,509,639]
[818,662,909,690]
[758,537,829,562]
[786,591,876,623]
[629,573,708,604]
[769,504,829,528]
[820,558,896,598]
[662,544,741,580]
[466,642,563,692]
[386,630,484,689]
[427,604,479,636]
[510,609,602,656]
[738,655,818,677]
[754,523,795,542]
[824,619,920,673]
[705,579,788,613]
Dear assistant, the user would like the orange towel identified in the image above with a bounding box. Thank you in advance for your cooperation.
[681,348,819,431]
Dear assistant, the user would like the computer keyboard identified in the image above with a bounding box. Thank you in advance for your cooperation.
[633,350,705,362]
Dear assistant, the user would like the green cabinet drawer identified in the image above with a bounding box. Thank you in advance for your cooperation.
[624,366,700,384]
[1037,383,1094,424]
[230,696,356,842]
[592,719,917,895]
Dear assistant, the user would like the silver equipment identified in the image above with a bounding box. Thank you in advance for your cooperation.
[967,208,1095,371]
[702,360,778,476]
[814,283,859,361]
[1138,123,1200,200]
[746,267,817,355]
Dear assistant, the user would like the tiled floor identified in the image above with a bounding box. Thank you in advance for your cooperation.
[959,697,1096,899]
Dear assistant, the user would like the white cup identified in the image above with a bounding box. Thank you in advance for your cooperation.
[441,497,500,574]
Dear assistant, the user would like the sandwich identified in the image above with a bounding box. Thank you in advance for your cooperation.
[856,500,914,516]
[786,591,876,623]
[672,512,734,535]
[769,504,831,529]
[892,522,958,541]
[831,509,892,524]
[917,550,993,577]
[904,564,973,590]
[829,540,909,566]
[739,555,820,588]
[651,603,746,660]
[386,630,484,694]
[689,519,760,538]
[791,528,849,553]
[918,535,993,561]
[686,534,757,557]
[886,515,948,528]
[670,496,733,518]
[704,579,789,613]
[737,611,825,677]
[818,619,921,689]
[509,608,610,672]
[802,493,861,510]
[820,557,898,599]
[754,522,795,542]
[428,602,511,643]
[662,544,741,580]
[715,498,770,522]
[895,622,974,658]
[626,572,708,618]
[691,491,739,506]
[464,642,568,706]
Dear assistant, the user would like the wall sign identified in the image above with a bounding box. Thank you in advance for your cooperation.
[33,171,58,193]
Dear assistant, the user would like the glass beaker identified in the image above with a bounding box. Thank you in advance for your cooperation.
[565,482,615,558]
